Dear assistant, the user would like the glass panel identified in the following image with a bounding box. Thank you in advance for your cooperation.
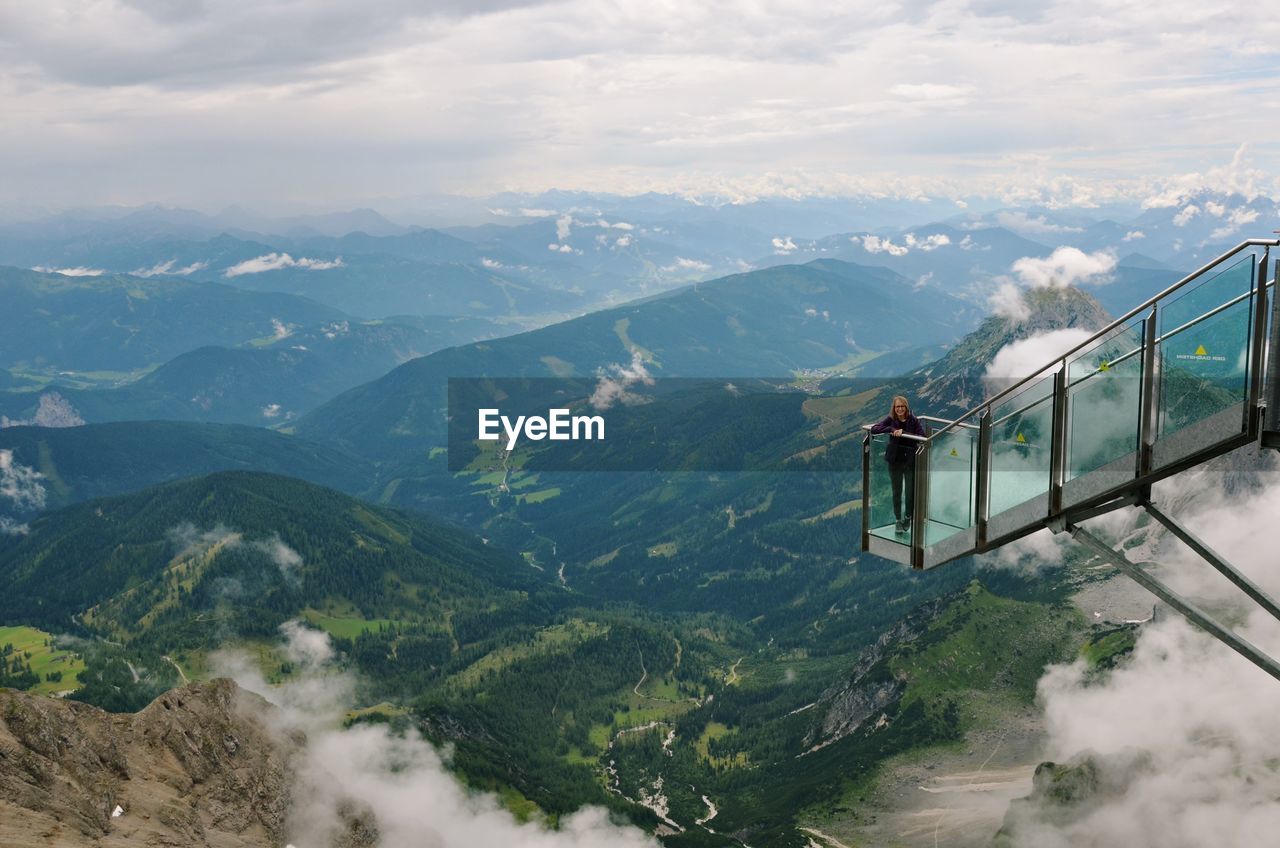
[926,426,976,544]
[866,432,918,545]
[1156,254,1254,438]
[1158,298,1252,437]
[1065,318,1144,480]
[989,372,1056,517]
[1159,254,1252,338]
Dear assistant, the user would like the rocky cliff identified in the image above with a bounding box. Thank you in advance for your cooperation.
[0,679,296,848]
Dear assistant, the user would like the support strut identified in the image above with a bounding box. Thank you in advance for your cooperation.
[1069,524,1280,683]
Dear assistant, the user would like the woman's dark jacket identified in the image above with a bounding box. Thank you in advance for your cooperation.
[868,413,926,465]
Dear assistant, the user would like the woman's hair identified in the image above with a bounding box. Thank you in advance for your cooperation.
[890,395,911,419]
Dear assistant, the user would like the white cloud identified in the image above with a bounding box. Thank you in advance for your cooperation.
[1209,207,1259,240]
[0,449,47,512]
[271,318,292,340]
[262,403,283,418]
[988,280,1030,321]
[661,257,710,272]
[994,211,1084,235]
[903,232,950,251]
[132,259,208,277]
[1172,204,1200,226]
[213,623,659,848]
[887,83,974,102]
[0,392,86,429]
[0,517,31,536]
[772,235,797,255]
[614,234,632,247]
[555,214,574,242]
[859,235,908,256]
[1122,230,1145,241]
[32,265,105,276]
[480,257,505,269]
[1005,462,1280,848]
[591,351,654,410]
[488,207,558,217]
[984,328,1095,385]
[1011,247,1117,289]
[547,243,576,253]
[224,253,344,277]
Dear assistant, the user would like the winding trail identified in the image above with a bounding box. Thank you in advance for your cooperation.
[162,655,188,684]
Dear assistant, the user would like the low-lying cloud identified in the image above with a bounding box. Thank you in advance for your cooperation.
[224,253,345,277]
[0,449,47,513]
[132,259,209,277]
[1002,453,1280,847]
[0,392,86,429]
[590,351,654,410]
[214,623,659,848]
[984,328,1095,385]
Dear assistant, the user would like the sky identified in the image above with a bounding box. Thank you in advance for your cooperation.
[3,0,1280,212]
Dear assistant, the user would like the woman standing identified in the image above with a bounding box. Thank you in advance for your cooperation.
[868,395,926,534]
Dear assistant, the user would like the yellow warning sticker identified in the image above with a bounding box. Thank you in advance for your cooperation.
[1016,432,1027,444]
[949,448,959,457]
[1099,360,1110,372]
[1175,343,1226,363]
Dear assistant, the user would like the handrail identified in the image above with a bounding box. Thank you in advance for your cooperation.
[1068,277,1275,388]
[861,424,928,442]
[928,239,1280,440]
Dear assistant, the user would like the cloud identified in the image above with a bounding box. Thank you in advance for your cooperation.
[1172,204,1200,226]
[994,211,1084,235]
[984,328,1095,384]
[224,253,344,277]
[271,318,292,340]
[887,83,974,102]
[32,265,105,276]
[989,279,1031,321]
[772,236,797,255]
[1122,230,1145,241]
[0,392,86,429]
[660,257,711,272]
[1001,456,1280,847]
[262,403,283,418]
[614,234,632,247]
[167,523,243,560]
[904,232,950,251]
[547,243,577,253]
[0,517,31,536]
[481,257,505,268]
[253,535,304,583]
[590,351,654,410]
[1142,145,1269,209]
[488,207,558,217]
[0,449,47,512]
[213,622,659,848]
[1209,207,1259,240]
[859,235,908,256]
[555,214,574,242]
[1011,247,1117,289]
[131,259,208,277]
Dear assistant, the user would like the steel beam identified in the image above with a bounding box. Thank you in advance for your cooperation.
[1143,501,1280,624]
[1070,525,1280,683]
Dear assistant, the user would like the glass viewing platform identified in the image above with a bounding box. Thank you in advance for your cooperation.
[862,239,1280,571]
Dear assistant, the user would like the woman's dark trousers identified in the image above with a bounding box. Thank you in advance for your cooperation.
[889,461,914,524]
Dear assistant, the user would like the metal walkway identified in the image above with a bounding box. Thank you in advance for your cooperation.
[860,238,1280,678]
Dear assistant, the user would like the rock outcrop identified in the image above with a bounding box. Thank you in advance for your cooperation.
[0,679,297,848]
